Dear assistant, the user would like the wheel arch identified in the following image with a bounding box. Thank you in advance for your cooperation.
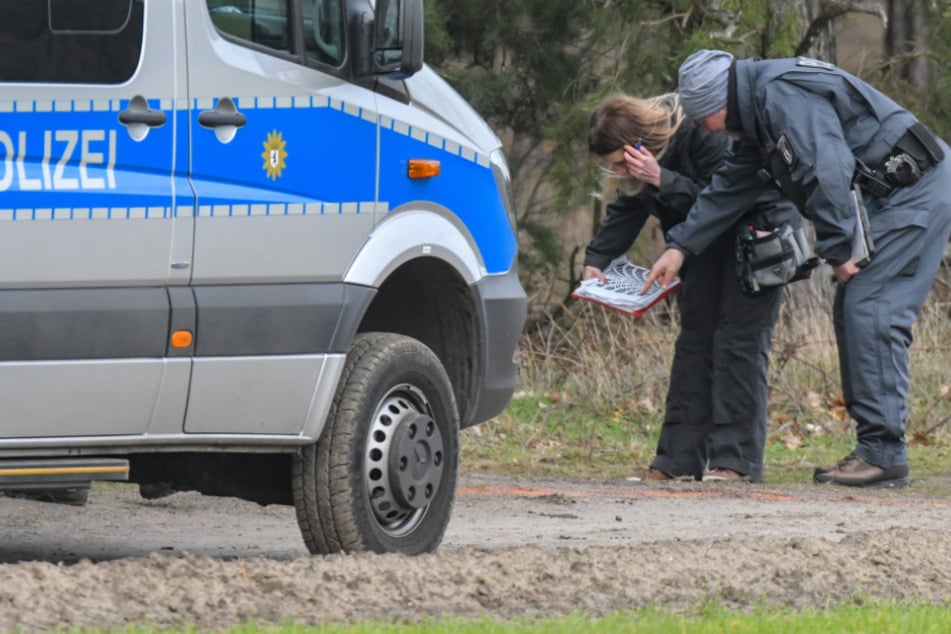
[343,205,486,287]
[356,257,481,427]
[344,207,487,427]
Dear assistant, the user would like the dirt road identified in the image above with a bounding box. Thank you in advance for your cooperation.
[2,471,950,631]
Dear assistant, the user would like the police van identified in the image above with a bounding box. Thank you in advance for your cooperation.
[0,0,526,555]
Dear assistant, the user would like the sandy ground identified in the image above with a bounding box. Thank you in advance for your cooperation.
[2,471,950,631]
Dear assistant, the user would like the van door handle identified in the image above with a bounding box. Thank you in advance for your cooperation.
[198,111,247,128]
[118,109,167,127]
[118,95,167,141]
[198,97,246,143]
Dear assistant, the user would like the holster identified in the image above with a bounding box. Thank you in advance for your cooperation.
[853,122,945,197]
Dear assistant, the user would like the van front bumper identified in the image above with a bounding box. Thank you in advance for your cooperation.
[467,267,527,426]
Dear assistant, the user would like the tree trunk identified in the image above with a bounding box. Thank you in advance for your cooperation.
[886,0,930,88]
[796,0,838,60]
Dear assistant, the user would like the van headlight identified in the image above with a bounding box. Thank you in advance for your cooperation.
[490,149,517,231]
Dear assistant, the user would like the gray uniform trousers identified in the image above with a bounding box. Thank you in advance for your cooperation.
[833,139,951,469]
[650,230,783,481]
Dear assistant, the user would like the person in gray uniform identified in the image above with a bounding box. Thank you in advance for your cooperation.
[644,49,951,488]
[584,93,801,482]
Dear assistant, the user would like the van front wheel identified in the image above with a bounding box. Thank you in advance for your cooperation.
[292,332,459,555]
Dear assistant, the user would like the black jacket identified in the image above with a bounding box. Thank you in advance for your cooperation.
[584,121,729,270]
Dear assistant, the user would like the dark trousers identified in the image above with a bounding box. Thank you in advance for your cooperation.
[650,232,783,481]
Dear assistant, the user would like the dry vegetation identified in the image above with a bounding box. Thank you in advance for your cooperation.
[515,263,951,450]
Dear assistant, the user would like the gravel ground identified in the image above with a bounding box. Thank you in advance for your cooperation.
[2,472,950,631]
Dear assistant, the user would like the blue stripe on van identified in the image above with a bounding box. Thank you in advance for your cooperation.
[0,96,516,274]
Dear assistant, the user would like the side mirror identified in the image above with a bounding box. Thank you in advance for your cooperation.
[373,0,423,77]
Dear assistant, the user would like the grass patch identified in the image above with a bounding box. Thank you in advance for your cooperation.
[461,391,662,479]
[190,602,951,633]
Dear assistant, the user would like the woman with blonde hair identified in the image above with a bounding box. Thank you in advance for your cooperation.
[584,92,799,482]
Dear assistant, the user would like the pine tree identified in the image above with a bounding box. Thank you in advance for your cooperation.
[425,0,950,317]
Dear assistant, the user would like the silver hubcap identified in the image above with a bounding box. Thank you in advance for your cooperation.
[364,384,444,536]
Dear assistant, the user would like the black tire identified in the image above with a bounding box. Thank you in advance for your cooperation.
[292,332,459,555]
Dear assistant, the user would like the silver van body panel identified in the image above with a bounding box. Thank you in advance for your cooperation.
[185,355,326,435]
[192,213,375,284]
[402,66,502,155]
[0,360,166,437]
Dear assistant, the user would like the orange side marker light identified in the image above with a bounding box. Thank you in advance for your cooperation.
[408,159,441,179]
[171,330,193,348]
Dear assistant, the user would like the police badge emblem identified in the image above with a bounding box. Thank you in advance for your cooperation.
[776,134,795,166]
[261,129,288,181]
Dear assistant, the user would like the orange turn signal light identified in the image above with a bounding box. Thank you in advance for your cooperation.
[408,159,441,179]
[171,330,193,348]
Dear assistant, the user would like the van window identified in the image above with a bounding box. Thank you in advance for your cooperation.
[208,1,291,53]
[302,0,345,67]
[0,0,143,83]
[49,0,133,32]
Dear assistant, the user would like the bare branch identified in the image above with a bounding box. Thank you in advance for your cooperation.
[796,1,888,57]
[641,11,692,28]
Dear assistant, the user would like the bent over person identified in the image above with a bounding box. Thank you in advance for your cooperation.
[585,93,801,482]
[645,50,951,488]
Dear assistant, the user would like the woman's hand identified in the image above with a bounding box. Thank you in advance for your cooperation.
[623,143,661,188]
[583,265,607,284]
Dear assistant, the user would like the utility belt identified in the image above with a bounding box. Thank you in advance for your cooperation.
[735,223,818,295]
[852,121,945,198]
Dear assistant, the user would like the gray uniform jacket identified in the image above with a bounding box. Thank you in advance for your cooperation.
[667,57,919,266]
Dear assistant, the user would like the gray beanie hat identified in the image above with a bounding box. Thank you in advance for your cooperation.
[678,49,734,120]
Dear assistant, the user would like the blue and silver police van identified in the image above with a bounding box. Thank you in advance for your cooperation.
[0,0,526,555]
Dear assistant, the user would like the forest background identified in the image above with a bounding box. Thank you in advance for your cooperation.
[421,0,951,475]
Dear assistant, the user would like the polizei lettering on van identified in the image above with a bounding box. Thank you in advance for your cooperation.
[0,129,117,191]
